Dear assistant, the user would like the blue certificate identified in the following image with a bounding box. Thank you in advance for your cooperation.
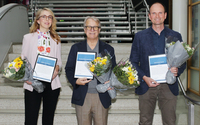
[149,54,168,83]
[74,52,96,79]
[33,55,57,82]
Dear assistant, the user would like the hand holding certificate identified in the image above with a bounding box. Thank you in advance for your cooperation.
[33,55,57,83]
[74,52,96,79]
[149,54,168,83]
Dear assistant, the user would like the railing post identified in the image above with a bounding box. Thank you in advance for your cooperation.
[134,12,137,33]
[34,0,37,15]
[124,0,126,13]
[178,78,196,125]
[146,8,148,29]
[128,0,131,33]
[188,102,194,125]
[31,0,34,24]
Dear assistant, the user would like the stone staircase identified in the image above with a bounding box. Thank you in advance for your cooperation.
[28,0,151,43]
[0,43,188,125]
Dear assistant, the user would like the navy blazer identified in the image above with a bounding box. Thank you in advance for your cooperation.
[65,40,116,108]
[129,26,186,96]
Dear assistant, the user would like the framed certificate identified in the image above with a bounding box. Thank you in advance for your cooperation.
[33,54,57,83]
[74,52,96,79]
[149,54,168,83]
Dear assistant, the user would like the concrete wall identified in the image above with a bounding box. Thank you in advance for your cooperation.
[0,3,29,69]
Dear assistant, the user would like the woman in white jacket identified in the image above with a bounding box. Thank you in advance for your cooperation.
[21,8,62,125]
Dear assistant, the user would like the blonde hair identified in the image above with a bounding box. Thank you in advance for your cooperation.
[29,8,60,43]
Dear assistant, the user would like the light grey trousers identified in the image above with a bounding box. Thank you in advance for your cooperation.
[75,93,108,125]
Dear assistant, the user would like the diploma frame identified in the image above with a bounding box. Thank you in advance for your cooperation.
[33,54,57,83]
[74,52,96,79]
[148,54,168,83]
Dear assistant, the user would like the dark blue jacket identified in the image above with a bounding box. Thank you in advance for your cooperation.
[65,40,116,108]
[130,26,186,96]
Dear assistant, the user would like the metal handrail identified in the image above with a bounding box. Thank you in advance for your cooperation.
[178,77,200,125]
[178,77,200,105]
[143,0,149,12]
[30,0,38,24]
[128,0,133,33]
[0,3,24,19]
[30,0,34,23]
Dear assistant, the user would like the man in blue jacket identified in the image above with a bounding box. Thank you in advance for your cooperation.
[65,16,116,125]
[129,2,186,125]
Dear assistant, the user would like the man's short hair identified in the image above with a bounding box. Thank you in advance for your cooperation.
[149,2,166,13]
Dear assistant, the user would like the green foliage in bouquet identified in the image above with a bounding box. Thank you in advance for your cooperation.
[113,60,140,87]
[170,42,195,57]
[3,56,26,80]
[88,54,111,76]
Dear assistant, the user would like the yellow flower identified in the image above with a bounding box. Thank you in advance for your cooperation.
[128,67,132,71]
[128,76,135,85]
[9,63,13,68]
[101,59,107,65]
[13,57,21,62]
[96,57,101,62]
[90,65,95,72]
[97,57,101,60]
[127,72,133,76]
[14,61,23,69]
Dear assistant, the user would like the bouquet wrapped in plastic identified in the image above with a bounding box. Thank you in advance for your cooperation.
[3,56,44,93]
[87,50,116,97]
[96,59,140,99]
[165,36,198,84]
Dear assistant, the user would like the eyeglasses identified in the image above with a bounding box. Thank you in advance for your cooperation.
[85,26,100,31]
[38,15,53,20]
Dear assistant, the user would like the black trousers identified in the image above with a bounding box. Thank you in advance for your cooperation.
[24,82,60,125]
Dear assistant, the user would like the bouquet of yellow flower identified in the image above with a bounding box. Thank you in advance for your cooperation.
[112,59,140,88]
[3,56,44,93]
[87,50,112,84]
[88,56,111,77]
[3,56,26,80]
[96,59,140,99]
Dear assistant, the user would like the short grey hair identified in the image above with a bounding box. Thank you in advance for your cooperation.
[84,16,101,27]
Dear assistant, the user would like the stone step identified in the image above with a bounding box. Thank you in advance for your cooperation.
[56,26,129,30]
[0,98,142,110]
[0,85,73,96]
[37,1,124,4]
[0,108,144,114]
[57,31,131,36]
[0,113,188,125]
[56,21,129,25]
[30,8,124,12]
[0,113,167,125]
[0,92,189,125]
[52,12,126,16]
[35,4,124,8]
[7,43,132,65]
[0,83,139,99]
[63,37,133,42]
[6,51,130,63]
[12,43,132,54]
[29,16,127,20]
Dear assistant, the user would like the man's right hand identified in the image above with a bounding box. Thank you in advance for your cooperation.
[76,78,91,85]
[143,76,160,87]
